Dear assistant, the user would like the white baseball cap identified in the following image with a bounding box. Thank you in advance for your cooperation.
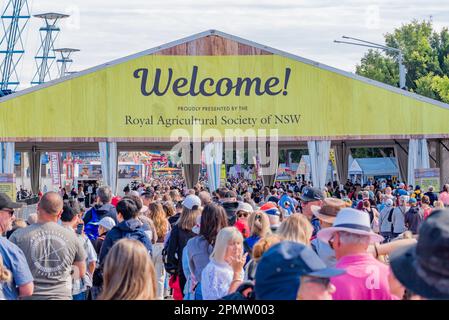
[237,202,254,213]
[97,217,116,231]
[182,195,201,210]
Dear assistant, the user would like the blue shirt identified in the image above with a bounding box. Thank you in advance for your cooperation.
[244,235,261,264]
[0,236,33,300]
[311,216,321,237]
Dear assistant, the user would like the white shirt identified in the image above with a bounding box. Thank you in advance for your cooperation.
[201,259,235,300]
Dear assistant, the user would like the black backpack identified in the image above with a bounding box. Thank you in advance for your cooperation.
[162,228,178,275]
[220,282,255,300]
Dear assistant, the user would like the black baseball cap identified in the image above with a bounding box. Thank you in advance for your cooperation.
[0,193,23,210]
[299,187,325,202]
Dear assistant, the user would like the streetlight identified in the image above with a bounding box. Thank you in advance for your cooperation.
[334,36,407,90]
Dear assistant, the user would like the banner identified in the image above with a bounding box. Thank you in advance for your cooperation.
[77,164,103,179]
[0,174,15,200]
[1,55,449,141]
[414,168,440,192]
[275,166,296,182]
[118,164,142,179]
[49,152,61,186]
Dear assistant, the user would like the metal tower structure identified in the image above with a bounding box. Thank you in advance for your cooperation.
[0,0,31,96]
[54,48,79,78]
[31,12,69,85]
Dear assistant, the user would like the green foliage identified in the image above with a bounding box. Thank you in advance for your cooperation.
[279,149,308,164]
[431,75,449,103]
[356,19,449,103]
[350,148,395,158]
[356,50,398,86]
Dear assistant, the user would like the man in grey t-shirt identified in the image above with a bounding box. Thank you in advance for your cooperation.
[10,192,86,300]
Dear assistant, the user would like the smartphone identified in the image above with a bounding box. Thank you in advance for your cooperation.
[76,223,84,235]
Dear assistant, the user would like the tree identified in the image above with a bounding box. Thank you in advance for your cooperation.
[356,20,449,102]
[356,50,398,86]
[351,148,394,158]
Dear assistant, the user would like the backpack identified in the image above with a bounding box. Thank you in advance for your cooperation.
[221,282,255,300]
[243,239,253,257]
[84,207,100,241]
[92,227,152,288]
[162,229,178,275]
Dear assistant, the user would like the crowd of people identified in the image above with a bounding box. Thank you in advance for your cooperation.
[1,175,449,300]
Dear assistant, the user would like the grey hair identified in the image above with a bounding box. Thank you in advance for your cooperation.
[98,186,112,204]
[338,231,370,245]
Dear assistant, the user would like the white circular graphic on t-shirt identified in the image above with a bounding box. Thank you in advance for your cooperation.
[30,231,70,275]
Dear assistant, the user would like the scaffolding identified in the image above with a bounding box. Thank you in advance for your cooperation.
[54,47,79,78]
[0,0,31,96]
[31,12,69,85]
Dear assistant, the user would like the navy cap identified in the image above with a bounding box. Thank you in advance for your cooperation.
[299,187,324,202]
[267,195,279,204]
[254,241,345,300]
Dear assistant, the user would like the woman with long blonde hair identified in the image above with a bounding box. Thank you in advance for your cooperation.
[147,202,171,299]
[277,213,313,245]
[99,239,157,300]
[244,211,271,258]
[201,227,246,300]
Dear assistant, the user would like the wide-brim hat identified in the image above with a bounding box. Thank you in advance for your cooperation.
[317,207,384,244]
[390,209,449,299]
[389,244,449,299]
[311,198,347,224]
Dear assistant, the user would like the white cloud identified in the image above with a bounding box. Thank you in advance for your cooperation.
[1,0,448,90]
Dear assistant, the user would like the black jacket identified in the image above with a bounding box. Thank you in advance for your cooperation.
[99,219,153,264]
[424,191,438,206]
[166,225,196,274]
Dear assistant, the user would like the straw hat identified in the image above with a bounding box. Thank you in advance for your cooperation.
[311,198,346,224]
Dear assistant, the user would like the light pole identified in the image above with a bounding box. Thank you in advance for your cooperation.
[334,36,407,90]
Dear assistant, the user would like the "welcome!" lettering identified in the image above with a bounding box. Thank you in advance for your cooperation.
[133,66,291,97]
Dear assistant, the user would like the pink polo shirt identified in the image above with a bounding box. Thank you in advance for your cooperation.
[331,253,397,300]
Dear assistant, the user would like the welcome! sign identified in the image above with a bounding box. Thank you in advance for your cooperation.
[1,55,449,141]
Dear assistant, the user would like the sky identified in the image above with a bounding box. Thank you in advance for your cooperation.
[2,0,449,90]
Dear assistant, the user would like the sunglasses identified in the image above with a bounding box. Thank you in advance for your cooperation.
[237,211,249,218]
[0,208,15,216]
[302,277,332,289]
